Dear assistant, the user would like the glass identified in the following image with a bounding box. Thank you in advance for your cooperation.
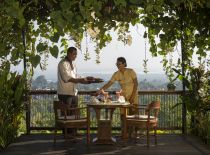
[103,92,109,103]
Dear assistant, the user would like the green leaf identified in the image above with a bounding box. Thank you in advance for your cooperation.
[146,4,153,12]
[207,2,210,8]
[5,2,25,27]
[129,0,143,5]
[60,0,71,11]
[50,45,59,58]
[50,32,60,43]
[18,7,25,27]
[172,68,181,75]
[114,0,127,6]
[143,31,147,38]
[29,55,41,67]
[5,2,20,18]
[36,43,47,53]
[170,0,182,6]
[50,11,66,30]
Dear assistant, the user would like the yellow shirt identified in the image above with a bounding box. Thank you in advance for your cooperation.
[110,68,138,105]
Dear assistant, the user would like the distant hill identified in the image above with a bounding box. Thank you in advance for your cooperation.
[32,72,183,91]
[34,69,168,82]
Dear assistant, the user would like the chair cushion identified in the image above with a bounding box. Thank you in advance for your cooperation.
[58,115,86,120]
[57,119,87,124]
[126,114,155,119]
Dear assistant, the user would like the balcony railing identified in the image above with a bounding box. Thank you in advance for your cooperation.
[28,90,183,133]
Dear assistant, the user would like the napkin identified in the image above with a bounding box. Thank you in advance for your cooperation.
[90,96,100,103]
[117,96,126,103]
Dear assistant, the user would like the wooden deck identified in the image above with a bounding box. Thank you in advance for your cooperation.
[1,134,210,155]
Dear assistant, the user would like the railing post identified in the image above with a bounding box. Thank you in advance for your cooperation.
[22,27,30,134]
[180,5,187,135]
[26,96,31,134]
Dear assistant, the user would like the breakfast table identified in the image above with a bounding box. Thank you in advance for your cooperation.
[86,101,130,144]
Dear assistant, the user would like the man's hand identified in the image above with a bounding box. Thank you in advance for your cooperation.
[80,78,91,84]
[86,76,94,81]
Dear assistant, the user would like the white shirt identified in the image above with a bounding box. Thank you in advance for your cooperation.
[57,58,78,96]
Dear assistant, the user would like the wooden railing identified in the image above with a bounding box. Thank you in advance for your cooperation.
[27,90,183,133]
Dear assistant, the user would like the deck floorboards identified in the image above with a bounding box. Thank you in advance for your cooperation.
[1,134,210,155]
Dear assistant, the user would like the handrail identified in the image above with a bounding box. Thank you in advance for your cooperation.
[27,90,183,133]
[29,90,184,95]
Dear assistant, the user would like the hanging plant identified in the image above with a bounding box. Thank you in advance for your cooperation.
[143,29,148,73]
[117,23,133,46]
[84,30,91,61]
[143,59,149,74]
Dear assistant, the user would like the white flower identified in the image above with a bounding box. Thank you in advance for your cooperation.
[94,27,100,34]
[126,34,132,46]
[198,88,206,97]
[200,77,207,83]
[91,11,95,19]
[87,27,100,38]
[87,28,97,38]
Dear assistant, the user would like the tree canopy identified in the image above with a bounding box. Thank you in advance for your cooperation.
[0,0,209,71]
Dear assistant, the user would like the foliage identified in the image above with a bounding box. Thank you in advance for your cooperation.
[0,63,26,150]
[1,0,209,88]
[183,64,209,113]
[0,0,140,68]
[167,82,176,91]
[0,0,209,68]
[139,0,210,80]
[139,0,210,141]
[0,0,209,146]
[177,62,210,142]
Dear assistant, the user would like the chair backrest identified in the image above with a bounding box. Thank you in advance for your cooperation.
[53,101,86,120]
[53,101,69,120]
[146,100,160,120]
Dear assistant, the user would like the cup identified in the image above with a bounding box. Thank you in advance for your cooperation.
[103,92,109,103]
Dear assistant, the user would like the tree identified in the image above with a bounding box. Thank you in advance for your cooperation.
[1,1,209,68]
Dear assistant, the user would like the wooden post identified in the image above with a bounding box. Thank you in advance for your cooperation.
[180,6,187,135]
[22,29,30,134]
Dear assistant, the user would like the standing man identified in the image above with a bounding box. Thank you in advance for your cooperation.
[57,46,90,136]
[57,46,90,105]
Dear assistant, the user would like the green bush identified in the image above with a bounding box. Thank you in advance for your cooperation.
[0,64,26,150]
[182,65,210,143]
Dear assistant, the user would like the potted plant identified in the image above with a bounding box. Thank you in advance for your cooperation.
[167,82,176,91]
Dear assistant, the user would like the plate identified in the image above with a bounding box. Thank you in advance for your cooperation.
[87,77,104,83]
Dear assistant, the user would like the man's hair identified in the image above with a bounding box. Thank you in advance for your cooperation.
[117,57,127,67]
[67,47,77,54]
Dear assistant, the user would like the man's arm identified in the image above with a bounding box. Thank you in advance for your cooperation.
[68,77,90,84]
[59,61,90,84]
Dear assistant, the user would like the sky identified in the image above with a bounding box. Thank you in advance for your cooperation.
[34,25,174,78]
[12,24,183,80]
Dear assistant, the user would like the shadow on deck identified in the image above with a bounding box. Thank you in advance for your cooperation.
[1,134,210,155]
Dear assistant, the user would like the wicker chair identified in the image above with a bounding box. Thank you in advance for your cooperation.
[126,101,160,146]
[53,101,90,144]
